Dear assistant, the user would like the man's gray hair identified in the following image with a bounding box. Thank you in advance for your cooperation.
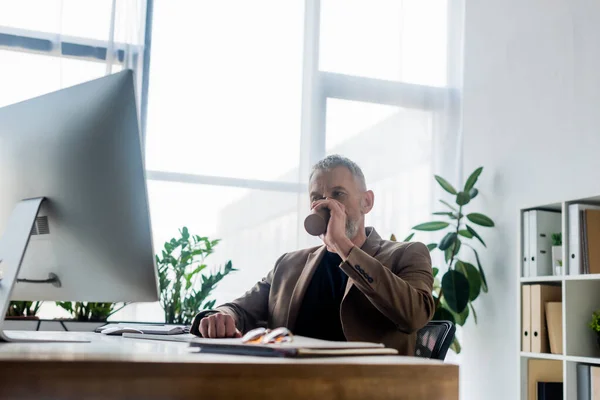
[310,154,367,191]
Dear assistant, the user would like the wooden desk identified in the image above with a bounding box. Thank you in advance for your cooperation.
[0,331,458,400]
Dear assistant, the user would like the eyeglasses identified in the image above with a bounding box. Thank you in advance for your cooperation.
[241,327,294,344]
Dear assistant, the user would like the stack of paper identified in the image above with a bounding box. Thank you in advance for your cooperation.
[189,336,399,358]
[96,323,188,335]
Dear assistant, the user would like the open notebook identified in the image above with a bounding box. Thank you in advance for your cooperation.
[188,336,399,358]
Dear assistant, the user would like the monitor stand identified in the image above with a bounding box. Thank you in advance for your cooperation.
[0,197,88,342]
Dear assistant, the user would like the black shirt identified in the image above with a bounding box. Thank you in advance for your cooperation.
[294,251,348,341]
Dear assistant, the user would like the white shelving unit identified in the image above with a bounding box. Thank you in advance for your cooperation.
[518,195,600,400]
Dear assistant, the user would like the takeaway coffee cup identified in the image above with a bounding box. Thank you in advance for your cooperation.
[304,208,330,236]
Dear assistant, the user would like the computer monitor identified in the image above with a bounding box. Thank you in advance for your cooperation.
[0,70,159,341]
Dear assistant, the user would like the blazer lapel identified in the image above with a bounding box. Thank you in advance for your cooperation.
[343,227,382,298]
[286,245,327,331]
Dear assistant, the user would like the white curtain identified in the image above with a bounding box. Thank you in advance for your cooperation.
[0,0,146,109]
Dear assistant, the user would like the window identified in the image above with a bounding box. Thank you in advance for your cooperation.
[325,99,434,240]
[146,0,461,318]
[320,0,449,86]
[1,0,460,321]
[0,1,146,108]
[0,0,149,320]
[145,0,305,181]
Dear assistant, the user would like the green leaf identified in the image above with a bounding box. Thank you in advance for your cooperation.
[440,297,468,326]
[466,225,487,247]
[438,232,457,251]
[450,337,462,354]
[467,213,495,227]
[469,188,479,199]
[433,267,439,277]
[442,270,470,313]
[403,232,415,242]
[454,239,462,257]
[469,246,488,293]
[412,221,450,231]
[464,167,483,192]
[458,230,473,239]
[432,212,457,219]
[453,301,469,326]
[469,302,478,324]
[439,199,458,212]
[445,246,453,263]
[427,243,438,252]
[443,237,461,263]
[456,261,482,301]
[456,191,471,206]
[433,304,455,325]
[435,175,458,195]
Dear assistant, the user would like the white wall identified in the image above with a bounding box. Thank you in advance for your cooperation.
[461,0,600,398]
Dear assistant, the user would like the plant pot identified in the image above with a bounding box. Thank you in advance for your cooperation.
[552,246,563,275]
[597,333,600,350]
[5,316,39,320]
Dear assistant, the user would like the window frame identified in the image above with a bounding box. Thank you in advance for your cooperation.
[0,0,461,201]
[0,0,152,140]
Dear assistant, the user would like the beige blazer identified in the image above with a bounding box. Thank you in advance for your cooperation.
[191,227,435,355]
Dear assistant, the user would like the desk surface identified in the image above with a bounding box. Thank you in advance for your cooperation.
[0,331,458,400]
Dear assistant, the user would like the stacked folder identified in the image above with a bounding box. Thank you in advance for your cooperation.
[523,210,562,277]
[568,204,600,275]
[522,284,562,353]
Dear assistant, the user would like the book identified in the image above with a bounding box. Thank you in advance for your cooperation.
[593,366,600,400]
[524,211,530,277]
[578,364,591,400]
[530,284,561,353]
[188,336,399,358]
[545,302,563,354]
[522,285,531,352]
[537,381,563,400]
[567,204,600,275]
[585,210,600,275]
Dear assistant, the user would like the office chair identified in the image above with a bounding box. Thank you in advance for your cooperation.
[414,320,456,361]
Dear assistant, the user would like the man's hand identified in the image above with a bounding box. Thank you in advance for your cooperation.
[199,313,242,338]
[312,199,354,258]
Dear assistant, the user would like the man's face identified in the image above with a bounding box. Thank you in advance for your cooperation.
[309,166,369,239]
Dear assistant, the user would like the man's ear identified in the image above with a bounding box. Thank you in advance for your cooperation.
[361,190,375,214]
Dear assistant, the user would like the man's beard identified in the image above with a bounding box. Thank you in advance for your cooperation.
[345,218,360,240]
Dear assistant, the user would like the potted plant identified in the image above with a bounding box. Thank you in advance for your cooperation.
[55,301,128,331]
[157,227,236,325]
[589,310,600,349]
[391,167,494,354]
[6,301,42,320]
[4,301,43,330]
[551,233,563,275]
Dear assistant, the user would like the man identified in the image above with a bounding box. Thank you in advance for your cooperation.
[190,155,434,355]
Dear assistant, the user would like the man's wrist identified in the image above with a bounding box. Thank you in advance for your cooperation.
[336,238,355,259]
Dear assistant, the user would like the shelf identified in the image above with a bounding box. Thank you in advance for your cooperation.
[565,355,600,364]
[520,352,565,361]
[520,276,563,283]
[564,274,600,281]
